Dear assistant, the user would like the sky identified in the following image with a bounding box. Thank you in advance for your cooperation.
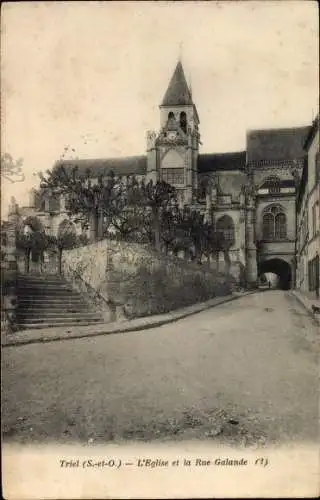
[1,1,319,216]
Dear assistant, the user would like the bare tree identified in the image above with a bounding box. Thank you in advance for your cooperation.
[1,153,25,183]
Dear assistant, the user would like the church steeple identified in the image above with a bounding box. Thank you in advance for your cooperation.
[147,60,200,204]
[161,61,193,106]
[159,60,200,131]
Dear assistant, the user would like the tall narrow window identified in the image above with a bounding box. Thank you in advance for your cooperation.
[275,212,286,239]
[180,111,187,133]
[262,213,274,240]
[262,205,287,240]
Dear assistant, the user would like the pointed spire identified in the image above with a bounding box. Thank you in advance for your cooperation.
[161,60,193,106]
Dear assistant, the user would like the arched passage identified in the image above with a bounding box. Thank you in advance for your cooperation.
[259,258,292,290]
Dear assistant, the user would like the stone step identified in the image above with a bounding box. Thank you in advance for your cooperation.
[17,280,69,286]
[17,284,71,290]
[17,282,72,289]
[19,315,102,324]
[17,288,78,296]
[17,306,97,315]
[17,309,92,317]
[17,311,101,323]
[18,299,87,307]
[16,274,103,331]
[18,319,104,330]
[18,276,69,282]
[18,294,85,300]
[18,273,63,277]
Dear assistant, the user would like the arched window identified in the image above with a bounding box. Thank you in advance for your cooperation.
[262,212,273,240]
[262,205,287,240]
[216,215,235,248]
[168,112,175,120]
[180,111,187,133]
[264,176,281,194]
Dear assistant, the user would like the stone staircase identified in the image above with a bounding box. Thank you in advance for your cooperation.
[16,274,104,330]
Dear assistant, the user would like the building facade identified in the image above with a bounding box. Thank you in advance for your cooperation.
[296,115,320,298]
[11,61,313,288]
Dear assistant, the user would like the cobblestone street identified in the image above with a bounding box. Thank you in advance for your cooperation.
[2,291,319,447]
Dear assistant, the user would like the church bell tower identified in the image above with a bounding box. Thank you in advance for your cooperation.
[146,60,200,205]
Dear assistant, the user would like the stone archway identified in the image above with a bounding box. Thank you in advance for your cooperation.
[259,258,292,290]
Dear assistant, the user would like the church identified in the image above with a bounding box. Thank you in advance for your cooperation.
[11,60,311,289]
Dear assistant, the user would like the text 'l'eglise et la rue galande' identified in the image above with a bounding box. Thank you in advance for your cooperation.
[137,457,249,467]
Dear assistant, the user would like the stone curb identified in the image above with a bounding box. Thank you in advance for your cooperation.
[290,290,320,327]
[2,290,259,348]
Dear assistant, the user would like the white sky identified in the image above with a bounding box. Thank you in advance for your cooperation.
[1,1,319,215]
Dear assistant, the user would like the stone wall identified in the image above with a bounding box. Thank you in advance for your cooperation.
[62,239,233,320]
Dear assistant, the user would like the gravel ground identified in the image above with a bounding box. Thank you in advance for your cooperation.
[2,290,319,448]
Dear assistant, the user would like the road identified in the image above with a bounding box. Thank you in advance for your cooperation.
[2,290,319,447]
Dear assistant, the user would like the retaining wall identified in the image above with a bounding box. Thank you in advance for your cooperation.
[62,239,233,319]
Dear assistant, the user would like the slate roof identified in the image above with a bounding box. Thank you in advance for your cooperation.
[198,152,247,173]
[247,126,311,162]
[54,151,247,178]
[52,126,312,178]
[55,156,147,177]
[161,61,194,106]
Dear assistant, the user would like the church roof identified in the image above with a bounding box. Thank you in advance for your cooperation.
[55,156,147,177]
[161,61,194,106]
[55,151,246,179]
[198,151,247,172]
[52,126,311,179]
[247,126,311,162]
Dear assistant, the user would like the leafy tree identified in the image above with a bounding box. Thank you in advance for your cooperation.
[160,205,231,266]
[107,176,146,241]
[39,162,233,272]
[167,207,205,261]
[55,221,78,274]
[1,153,25,183]
[40,165,124,237]
[16,226,50,273]
[40,165,177,251]
[160,204,181,254]
[139,179,177,252]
